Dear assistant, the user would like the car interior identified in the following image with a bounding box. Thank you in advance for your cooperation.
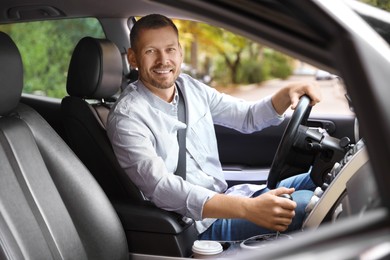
[1,0,390,259]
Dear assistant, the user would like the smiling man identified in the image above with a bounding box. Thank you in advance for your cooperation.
[107,14,321,241]
[127,19,182,101]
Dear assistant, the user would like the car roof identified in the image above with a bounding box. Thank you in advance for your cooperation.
[0,0,185,22]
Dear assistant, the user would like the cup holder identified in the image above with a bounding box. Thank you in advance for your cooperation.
[240,233,292,250]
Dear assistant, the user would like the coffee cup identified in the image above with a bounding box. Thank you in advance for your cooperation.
[192,240,223,258]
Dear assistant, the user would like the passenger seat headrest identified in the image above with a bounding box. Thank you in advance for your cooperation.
[0,32,23,116]
[67,37,122,99]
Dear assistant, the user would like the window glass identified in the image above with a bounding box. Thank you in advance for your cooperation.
[174,20,353,115]
[0,18,105,98]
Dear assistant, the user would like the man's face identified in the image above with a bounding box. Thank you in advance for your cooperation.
[129,26,183,92]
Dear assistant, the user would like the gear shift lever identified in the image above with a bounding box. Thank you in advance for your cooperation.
[276,194,293,239]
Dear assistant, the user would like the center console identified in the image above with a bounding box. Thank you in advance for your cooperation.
[303,139,370,229]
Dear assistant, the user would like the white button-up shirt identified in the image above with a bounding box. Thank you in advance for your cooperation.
[106,73,284,233]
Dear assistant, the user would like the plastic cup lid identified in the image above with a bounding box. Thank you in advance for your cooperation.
[192,240,223,255]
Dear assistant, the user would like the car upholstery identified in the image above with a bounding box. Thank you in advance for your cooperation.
[0,31,128,260]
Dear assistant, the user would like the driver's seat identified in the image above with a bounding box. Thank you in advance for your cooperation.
[61,36,197,257]
[0,32,128,259]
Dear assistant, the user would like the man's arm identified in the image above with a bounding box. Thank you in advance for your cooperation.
[202,187,297,231]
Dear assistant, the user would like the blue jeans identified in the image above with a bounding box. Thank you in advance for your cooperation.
[198,173,316,241]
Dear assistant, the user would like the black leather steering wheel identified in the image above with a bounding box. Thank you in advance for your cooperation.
[267,95,312,189]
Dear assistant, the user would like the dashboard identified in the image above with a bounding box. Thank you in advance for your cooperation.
[303,139,380,229]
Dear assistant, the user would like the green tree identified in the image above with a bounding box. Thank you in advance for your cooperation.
[175,20,293,86]
[201,25,248,84]
[0,18,104,98]
[183,22,250,84]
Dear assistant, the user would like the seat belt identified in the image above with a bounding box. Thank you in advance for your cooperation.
[176,88,196,225]
[176,87,186,180]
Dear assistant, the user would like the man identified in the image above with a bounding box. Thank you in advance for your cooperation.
[107,14,322,241]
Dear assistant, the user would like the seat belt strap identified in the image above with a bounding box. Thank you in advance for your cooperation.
[176,87,186,180]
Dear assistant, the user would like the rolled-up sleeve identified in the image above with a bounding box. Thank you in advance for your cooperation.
[185,76,284,133]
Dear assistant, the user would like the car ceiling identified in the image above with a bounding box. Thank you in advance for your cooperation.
[0,0,186,22]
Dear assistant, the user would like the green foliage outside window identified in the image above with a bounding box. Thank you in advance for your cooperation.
[0,18,104,98]
[175,20,294,88]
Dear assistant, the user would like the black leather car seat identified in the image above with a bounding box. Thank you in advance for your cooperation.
[0,31,128,260]
[61,37,197,257]
[61,37,141,202]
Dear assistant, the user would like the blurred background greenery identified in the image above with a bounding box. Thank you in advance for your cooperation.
[0,19,104,97]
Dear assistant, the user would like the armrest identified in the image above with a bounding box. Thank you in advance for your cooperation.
[114,202,194,234]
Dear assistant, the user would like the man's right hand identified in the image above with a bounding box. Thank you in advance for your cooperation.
[243,187,296,231]
[202,187,296,231]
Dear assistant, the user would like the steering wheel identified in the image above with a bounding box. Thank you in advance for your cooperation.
[267,95,312,189]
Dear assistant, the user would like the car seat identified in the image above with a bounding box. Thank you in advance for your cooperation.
[0,31,128,259]
[61,37,197,257]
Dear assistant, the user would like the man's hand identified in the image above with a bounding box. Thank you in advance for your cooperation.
[243,187,296,231]
[202,187,297,231]
[271,81,322,115]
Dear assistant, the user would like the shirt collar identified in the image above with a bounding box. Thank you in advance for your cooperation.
[134,80,179,115]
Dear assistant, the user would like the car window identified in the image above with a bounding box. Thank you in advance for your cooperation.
[0,18,105,98]
[173,19,353,116]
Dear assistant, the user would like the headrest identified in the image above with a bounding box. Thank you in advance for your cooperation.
[67,37,122,99]
[0,32,23,116]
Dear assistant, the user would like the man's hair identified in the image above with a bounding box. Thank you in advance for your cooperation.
[130,14,179,50]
